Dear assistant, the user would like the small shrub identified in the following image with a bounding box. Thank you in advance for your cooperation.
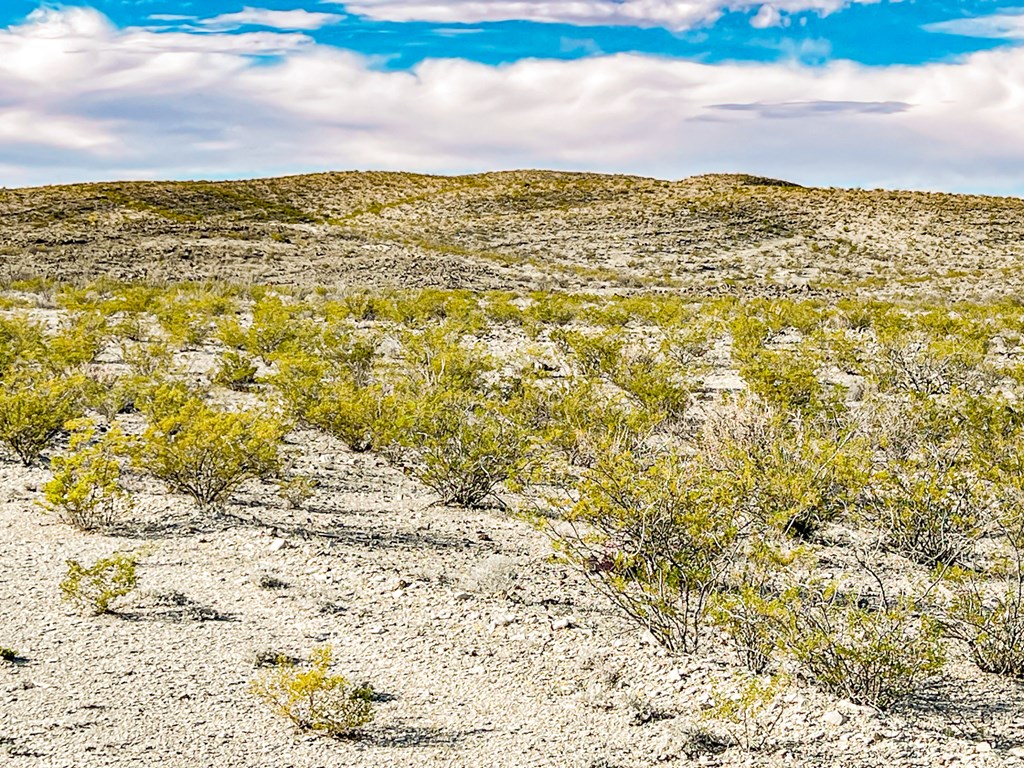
[860,456,985,567]
[42,421,132,531]
[0,646,18,662]
[781,588,945,709]
[213,350,259,391]
[250,645,373,738]
[546,448,741,653]
[702,672,791,752]
[306,380,386,453]
[0,372,87,465]
[60,553,138,614]
[133,394,288,511]
[381,390,524,508]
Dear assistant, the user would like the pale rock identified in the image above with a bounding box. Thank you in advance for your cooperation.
[821,710,846,727]
[551,618,572,631]
[267,537,287,552]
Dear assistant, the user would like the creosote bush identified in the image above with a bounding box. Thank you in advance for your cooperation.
[0,372,87,465]
[380,390,525,508]
[546,448,741,654]
[251,645,373,738]
[781,587,945,710]
[60,553,138,615]
[133,392,288,511]
[42,420,132,531]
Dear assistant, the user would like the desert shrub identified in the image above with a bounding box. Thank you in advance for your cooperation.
[483,291,524,325]
[868,333,989,395]
[246,294,307,360]
[397,325,493,395]
[944,497,1024,677]
[0,646,17,662]
[702,672,791,752]
[781,587,945,709]
[60,553,138,614]
[133,394,288,511]
[214,350,259,391]
[306,380,387,453]
[380,390,525,508]
[523,292,583,329]
[546,448,741,653]
[518,377,659,472]
[43,312,110,373]
[0,314,44,373]
[700,399,867,539]
[860,453,986,567]
[250,645,373,738]
[42,421,132,531]
[266,353,332,425]
[738,347,827,413]
[613,353,691,427]
[0,372,87,465]
[316,325,379,388]
[550,329,625,379]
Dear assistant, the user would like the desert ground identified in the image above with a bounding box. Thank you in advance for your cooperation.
[3,172,1024,768]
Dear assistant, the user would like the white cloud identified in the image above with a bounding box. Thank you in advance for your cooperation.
[337,0,871,30]
[1,7,1024,194]
[750,4,784,28]
[196,7,346,31]
[925,11,1024,40]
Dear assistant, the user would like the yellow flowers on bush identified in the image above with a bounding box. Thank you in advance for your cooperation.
[251,645,373,738]
[42,420,132,531]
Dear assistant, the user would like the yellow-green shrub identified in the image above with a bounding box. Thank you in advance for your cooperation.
[0,372,87,465]
[251,645,373,738]
[60,553,138,614]
[42,420,131,531]
[133,394,288,511]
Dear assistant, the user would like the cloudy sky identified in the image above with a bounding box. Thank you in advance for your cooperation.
[1,1,1022,192]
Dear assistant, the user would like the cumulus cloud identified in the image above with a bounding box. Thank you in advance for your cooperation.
[925,11,1024,40]
[1,6,1023,193]
[338,0,871,30]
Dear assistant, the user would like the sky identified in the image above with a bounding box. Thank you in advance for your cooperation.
[1,1,1023,193]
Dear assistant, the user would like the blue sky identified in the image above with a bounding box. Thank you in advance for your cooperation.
[1,2,1023,192]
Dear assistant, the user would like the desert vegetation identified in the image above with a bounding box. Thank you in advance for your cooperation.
[4,275,1024,766]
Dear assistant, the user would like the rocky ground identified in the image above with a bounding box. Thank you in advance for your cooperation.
[2,171,1023,299]
[4,426,1024,768]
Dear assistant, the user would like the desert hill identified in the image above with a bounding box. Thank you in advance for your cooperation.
[2,170,1021,297]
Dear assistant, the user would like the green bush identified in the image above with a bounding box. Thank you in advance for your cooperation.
[700,400,867,538]
[213,350,259,391]
[0,646,18,662]
[42,421,132,531]
[546,448,741,653]
[380,390,524,508]
[860,455,985,567]
[251,645,373,738]
[0,372,87,465]
[133,394,288,511]
[781,588,945,709]
[306,380,387,453]
[60,553,138,614]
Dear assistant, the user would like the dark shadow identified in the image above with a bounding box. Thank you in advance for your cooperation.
[897,676,1024,748]
[115,591,236,623]
[114,503,475,554]
[368,723,473,749]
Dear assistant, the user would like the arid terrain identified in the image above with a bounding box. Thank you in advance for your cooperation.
[2,171,1023,298]
[2,173,1024,768]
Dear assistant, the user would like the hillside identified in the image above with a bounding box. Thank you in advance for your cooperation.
[2,171,1022,297]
